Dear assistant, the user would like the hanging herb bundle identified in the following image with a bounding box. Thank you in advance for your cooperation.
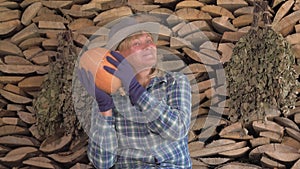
[33,31,80,137]
[225,1,299,125]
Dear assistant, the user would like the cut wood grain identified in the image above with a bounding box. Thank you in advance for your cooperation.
[286,127,300,142]
[295,113,300,125]
[4,55,32,65]
[219,122,242,136]
[233,6,254,16]
[217,0,248,12]
[286,33,300,45]
[48,146,86,164]
[0,135,40,147]
[32,14,70,24]
[282,136,300,149]
[42,1,73,9]
[259,131,282,142]
[218,146,250,158]
[93,6,133,26]
[249,137,270,148]
[17,111,36,124]
[0,117,26,127]
[232,14,253,27]
[175,8,212,21]
[70,163,94,169]
[175,0,204,10]
[183,47,220,65]
[40,134,72,153]
[252,120,284,135]
[217,162,262,169]
[23,156,60,169]
[0,41,23,56]
[292,159,300,169]
[249,143,298,160]
[0,125,29,136]
[11,23,39,45]
[0,89,32,104]
[177,21,212,37]
[21,2,42,26]
[218,42,234,63]
[266,151,300,162]
[3,83,27,96]
[199,157,231,165]
[0,10,21,22]
[19,37,46,50]
[0,146,38,166]
[68,18,94,31]
[38,21,66,30]
[273,10,300,36]
[190,141,247,157]
[0,19,21,36]
[274,116,299,131]
[201,5,234,19]
[221,31,246,42]
[212,16,237,33]
[272,0,294,26]
[260,155,286,169]
[18,76,45,91]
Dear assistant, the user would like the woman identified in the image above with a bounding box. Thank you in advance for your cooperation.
[77,15,192,169]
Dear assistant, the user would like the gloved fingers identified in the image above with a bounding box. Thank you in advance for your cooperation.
[110,51,125,62]
[106,56,120,68]
[103,65,117,76]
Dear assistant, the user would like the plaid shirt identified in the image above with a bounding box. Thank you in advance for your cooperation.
[87,71,192,169]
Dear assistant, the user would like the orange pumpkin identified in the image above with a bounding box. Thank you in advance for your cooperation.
[79,47,121,94]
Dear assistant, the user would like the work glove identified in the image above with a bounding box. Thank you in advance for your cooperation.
[77,67,114,112]
[104,51,146,105]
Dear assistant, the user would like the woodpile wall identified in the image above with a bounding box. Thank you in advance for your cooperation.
[0,0,300,168]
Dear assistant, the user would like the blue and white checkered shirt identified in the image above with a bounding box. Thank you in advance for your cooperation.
[87,71,192,169]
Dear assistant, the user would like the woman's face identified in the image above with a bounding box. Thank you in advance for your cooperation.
[119,33,157,72]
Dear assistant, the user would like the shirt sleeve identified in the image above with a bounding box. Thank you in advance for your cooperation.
[136,72,192,141]
[87,112,118,169]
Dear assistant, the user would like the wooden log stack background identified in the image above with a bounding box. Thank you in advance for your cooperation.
[1,0,300,168]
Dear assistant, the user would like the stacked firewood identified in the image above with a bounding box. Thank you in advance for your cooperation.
[0,0,300,168]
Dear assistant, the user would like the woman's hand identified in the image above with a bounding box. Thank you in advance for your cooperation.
[77,67,114,113]
[104,51,146,105]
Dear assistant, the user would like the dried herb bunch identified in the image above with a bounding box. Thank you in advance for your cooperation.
[33,31,80,137]
[225,1,299,125]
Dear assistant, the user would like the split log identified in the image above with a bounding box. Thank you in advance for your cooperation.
[217,162,262,169]
[0,89,32,104]
[217,0,249,12]
[21,2,42,26]
[201,5,234,19]
[190,141,247,157]
[0,147,39,167]
[17,111,36,124]
[199,157,232,166]
[4,55,32,65]
[218,147,250,158]
[23,156,61,169]
[260,155,286,169]
[249,143,298,160]
[40,134,72,153]
[272,0,294,26]
[0,19,21,37]
[48,146,86,164]
[212,16,237,33]
[0,41,23,56]
[0,125,29,136]
[0,135,40,147]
